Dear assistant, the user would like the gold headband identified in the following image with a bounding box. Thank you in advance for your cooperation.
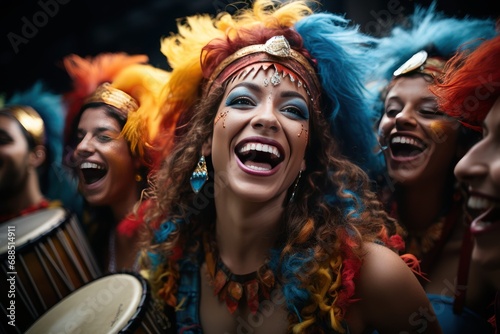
[0,106,45,146]
[205,36,320,98]
[84,82,139,116]
[393,50,446,78]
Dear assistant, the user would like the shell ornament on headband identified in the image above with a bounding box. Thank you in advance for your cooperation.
[393,50,446,78]
[265,35,291,56]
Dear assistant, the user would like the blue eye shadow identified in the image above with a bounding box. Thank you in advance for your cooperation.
[225,87,255,106]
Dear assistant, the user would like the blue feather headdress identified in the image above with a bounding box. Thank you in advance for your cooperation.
[366,2,497,118]
[295,13,383,177]
[3,81,83,215]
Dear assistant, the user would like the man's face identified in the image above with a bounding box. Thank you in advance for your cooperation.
[0,115,31,199]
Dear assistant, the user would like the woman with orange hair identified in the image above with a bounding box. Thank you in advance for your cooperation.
[140,1,441,333]
[63,53,169,273]
[432,35,500,333]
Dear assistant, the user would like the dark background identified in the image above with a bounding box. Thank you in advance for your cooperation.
[0,0,497,98]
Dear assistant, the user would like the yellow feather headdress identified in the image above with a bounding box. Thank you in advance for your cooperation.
[157,0,314,149]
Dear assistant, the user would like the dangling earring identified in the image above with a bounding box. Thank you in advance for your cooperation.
[190,155,209,193]
[289,170,302,203]
[135,173,142,182]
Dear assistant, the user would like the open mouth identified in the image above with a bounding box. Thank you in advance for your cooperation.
[80,162,107,184]
[235,142,284,171]
[468,195,500,234]
[390,135,427,158]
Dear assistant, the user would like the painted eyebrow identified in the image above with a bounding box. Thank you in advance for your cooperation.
[230,82,307,100]
[420,96,437,102]
[230,81,261,93]
[77,126,119,134]
[385,96,402,103]
[280,90,307,101]
[385,96,439,109]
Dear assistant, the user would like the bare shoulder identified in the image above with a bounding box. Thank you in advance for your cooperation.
[360,242,417,284]
[346,242,443,334]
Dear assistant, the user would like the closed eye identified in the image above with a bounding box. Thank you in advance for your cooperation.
[97,134,113,143]
[385,108,400,117]
[420,109,444,117]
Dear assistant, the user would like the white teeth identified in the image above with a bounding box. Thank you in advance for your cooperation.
[239,142,281,158]
[468,196,498,210]
[391,136,425,149]
[246,164,271,171]
[80,162,103,170]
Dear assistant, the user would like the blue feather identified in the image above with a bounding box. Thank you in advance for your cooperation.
[366,2,497,115]
[295,13,384,178]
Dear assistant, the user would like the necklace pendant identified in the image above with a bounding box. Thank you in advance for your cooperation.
[228,281,243,300]
[226,281,243,314]
[213,269,228,295]
[246,280,259,314]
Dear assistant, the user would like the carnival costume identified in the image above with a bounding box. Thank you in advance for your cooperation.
[142,1,407,333]
[366,3,497,333]
[0,81,82,222]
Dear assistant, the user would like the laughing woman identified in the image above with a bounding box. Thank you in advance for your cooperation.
[367,4,497,332]
[63,54,169,272]
[140,1,442,333]
[432,35,500,333]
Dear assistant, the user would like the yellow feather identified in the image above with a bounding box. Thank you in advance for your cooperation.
[111,64,170,165]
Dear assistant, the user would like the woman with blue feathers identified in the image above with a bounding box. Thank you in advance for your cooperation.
[367,3,498,332]
[138,0,442,332]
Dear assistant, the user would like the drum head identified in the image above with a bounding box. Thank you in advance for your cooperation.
[0,207,66,254]
[26,273,146,333]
